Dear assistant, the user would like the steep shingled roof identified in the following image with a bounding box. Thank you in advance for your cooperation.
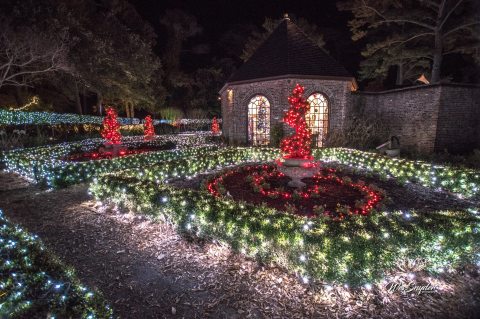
[227,18,352,83]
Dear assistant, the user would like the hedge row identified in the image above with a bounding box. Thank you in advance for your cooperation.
[89,147,480,286]
[2,135,217,188]
[0,109,139,126]
[314,148,480,198]
[0,210,113,318]
[0,109,220,126]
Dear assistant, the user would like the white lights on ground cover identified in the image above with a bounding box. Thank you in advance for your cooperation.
[15,144,475,290]
[0,210,113,317]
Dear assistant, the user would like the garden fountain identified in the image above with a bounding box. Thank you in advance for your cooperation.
[276,84,320,188]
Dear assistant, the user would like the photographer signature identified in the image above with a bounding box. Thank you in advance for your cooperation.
[387,281,437,295]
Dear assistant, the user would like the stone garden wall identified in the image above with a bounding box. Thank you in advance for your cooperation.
[435,85,480,153]
[221,80,479,154]
[351,83,480,153]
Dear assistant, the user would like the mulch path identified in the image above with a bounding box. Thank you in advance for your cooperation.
[1,171,480,318]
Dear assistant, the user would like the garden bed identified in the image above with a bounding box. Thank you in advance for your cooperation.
[3,175,479,318]
[65,141,176,162]
[90,147,480,286]
[1,135,218,187]
[206,164,383,219]
[313,148,480,198]
[0,209,113,318]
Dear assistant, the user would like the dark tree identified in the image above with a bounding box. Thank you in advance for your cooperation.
[159,10,202,85]
[0,22,70,91]
[338,0,480,84]
[0,0,163,114]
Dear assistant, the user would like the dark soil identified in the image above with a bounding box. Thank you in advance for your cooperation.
[65,142,175,162]
[219,168,370,217]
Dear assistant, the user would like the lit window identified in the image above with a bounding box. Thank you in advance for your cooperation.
[248,95,270,145]
[306,93,328,147]
[227,89,233,105]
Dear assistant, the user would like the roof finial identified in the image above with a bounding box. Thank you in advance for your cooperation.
[283,13,290,20]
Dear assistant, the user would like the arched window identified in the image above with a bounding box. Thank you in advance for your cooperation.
[247,95,270,145]
[306,93,328,147]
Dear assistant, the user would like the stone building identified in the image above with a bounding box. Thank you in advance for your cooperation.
[219,16,480,153]
[219,16,357,147]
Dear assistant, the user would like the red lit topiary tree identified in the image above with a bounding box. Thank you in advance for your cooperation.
[144,115,155,140]
[101,107,122,145]
[280,84,312,159]
[211,116,220,134]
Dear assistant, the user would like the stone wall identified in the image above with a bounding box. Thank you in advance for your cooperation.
[351,83,480,153]
[435,85,480,153]
[221,80,479,153]
[221,77,352,145]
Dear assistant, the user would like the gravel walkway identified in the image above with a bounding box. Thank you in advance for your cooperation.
[1,171,479,319]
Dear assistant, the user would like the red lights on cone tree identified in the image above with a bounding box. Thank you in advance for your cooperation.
[211,116,220,134]
[101,107,122,145]
[144,115,155,140]
[280,84,312,159]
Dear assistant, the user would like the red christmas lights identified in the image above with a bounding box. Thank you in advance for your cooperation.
[280,84,312,159]
[211,116,220,134]
[206,164,383,220]
[101,107,122,145]
[66,148,142,162]
[144,115,155,140]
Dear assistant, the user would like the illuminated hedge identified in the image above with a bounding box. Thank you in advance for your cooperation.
[0,109,139,125]
[313,148,480,198]
[2,135,217,188]
[0,210,113,318]
[101,147,279,183]
[89,147,480,286]
[0,109,221,126]
[91,174,480,287]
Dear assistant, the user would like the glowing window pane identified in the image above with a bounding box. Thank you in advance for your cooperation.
[247,95,270,145]
[306,93,328,147]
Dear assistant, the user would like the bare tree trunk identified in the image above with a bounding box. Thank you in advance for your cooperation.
[82,86,87,114]
[125,102,130,118]
[431,1,445,84]
[73,79,83,115]
[395,63,404,86]
[431,29,443,83]
[96,92,103,116]
[14,86,23,107]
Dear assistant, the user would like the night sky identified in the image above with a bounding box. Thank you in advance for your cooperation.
[130,0,362,77]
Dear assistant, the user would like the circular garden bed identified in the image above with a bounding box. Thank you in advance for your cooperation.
[90,147,480,287]
[206,164,384,220]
